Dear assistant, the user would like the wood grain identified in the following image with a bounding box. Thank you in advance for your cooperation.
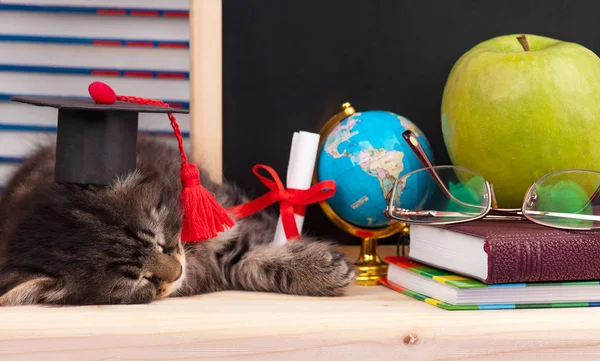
[189,0,223,184]
[1,246,599,360]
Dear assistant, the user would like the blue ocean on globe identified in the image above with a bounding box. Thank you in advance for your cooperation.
[316,110,435,228]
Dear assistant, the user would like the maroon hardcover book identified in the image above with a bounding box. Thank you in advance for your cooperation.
[407,220,600,284]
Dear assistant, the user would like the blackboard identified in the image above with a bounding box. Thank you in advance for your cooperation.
[222,0,600,245]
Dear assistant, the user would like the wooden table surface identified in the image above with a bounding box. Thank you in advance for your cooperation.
[1,246,600,361]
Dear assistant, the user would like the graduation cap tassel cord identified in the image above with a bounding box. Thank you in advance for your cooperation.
[88,81,235,242]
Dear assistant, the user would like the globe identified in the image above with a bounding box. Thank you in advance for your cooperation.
[316,109,434,229]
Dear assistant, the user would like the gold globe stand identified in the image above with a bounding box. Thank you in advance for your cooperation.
[313,103,409,286]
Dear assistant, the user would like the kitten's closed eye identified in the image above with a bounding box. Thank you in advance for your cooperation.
[157,244,176,254]
[138,229,156,238]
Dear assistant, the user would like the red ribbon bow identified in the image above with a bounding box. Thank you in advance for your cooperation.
[227,165,336,240]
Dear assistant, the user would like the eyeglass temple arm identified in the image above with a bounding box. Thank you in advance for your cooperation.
[401,130,456,200]
[401,130,495,210]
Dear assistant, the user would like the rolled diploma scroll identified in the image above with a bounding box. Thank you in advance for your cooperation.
[273,131,321,245]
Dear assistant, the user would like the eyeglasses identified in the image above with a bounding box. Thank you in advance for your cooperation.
[384,130,600,230]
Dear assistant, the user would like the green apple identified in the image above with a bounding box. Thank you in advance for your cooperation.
[441,34,600,208]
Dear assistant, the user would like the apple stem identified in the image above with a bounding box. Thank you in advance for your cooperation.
[517,34,530,51]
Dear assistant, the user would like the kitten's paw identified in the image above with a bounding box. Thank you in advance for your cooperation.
[278,242,356,297]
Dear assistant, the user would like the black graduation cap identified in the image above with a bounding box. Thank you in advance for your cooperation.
[10,81,234,243]
[11,93,188,186]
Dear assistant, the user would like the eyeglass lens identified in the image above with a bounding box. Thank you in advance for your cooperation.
[391,166,488,223]
[523,169,600,229]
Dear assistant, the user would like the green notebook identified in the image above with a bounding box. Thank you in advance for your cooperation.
[380,256,600,310]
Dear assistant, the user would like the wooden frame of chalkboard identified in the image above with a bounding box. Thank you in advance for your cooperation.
[189,0,223,185]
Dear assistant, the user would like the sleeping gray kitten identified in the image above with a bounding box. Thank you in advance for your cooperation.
[0,137,355,306]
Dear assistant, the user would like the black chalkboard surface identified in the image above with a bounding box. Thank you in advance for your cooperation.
[222,0,600,245]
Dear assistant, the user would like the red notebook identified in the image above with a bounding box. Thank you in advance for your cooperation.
[408,220,600,284]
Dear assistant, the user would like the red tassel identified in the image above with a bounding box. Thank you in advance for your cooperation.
[179,163,234,241]
[88,81,235,242]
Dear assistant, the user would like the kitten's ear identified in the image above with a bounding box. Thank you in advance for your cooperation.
[0,270,58,306]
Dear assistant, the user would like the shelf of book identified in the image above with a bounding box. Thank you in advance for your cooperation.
[0,0,191,190]
[0,245,599,361]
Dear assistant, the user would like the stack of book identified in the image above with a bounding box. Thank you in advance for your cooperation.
[0,0,192,191]
[380,220,600,310]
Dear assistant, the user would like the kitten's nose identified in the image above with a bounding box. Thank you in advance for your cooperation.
[149,253,183,284]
